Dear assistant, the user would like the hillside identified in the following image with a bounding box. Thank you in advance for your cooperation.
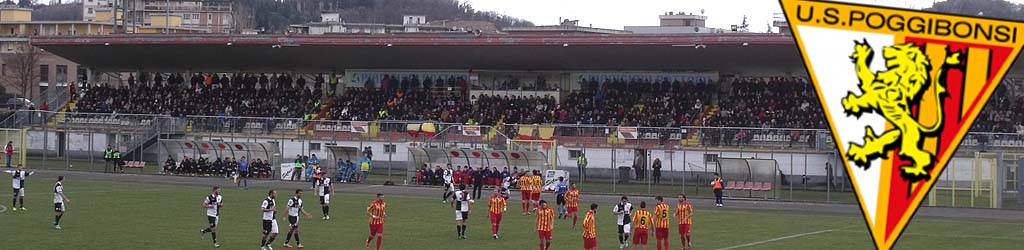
[237,0,534,33]
[925,0,1024,20]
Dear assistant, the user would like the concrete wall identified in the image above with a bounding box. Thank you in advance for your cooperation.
[22,130,1007,183]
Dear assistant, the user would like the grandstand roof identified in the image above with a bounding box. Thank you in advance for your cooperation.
[32,33,808,72]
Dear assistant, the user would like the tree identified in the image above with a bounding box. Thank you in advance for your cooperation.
[1,45,42,100]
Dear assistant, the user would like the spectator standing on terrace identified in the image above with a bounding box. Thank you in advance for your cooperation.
[3,141,12,169]
[652,158,662,185]
[577,152,587,183]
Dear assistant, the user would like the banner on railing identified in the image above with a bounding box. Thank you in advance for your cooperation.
[351,121,369,133]
[462,125,481,136]
[617,127,638,140]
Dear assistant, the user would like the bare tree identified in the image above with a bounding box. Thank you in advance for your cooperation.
[1,45,42,100]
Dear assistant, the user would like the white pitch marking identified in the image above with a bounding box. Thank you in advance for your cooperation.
[713,229,835,250]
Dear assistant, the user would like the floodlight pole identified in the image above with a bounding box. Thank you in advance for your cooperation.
[165,0,170,34]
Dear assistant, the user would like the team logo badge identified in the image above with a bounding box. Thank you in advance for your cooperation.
[780,0,1024,249]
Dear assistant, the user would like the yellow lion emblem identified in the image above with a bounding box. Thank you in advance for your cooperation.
[842,40,960,180]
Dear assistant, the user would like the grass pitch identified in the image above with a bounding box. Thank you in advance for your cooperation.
[1,175,1021,250]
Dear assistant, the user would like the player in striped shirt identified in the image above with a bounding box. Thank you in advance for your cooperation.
[533,200,555,250]
[613,196,634,249]
[260,190,279,250]
[451,184,473,239]
[318,177,333,220]
[199,186,223,248]
[6,164,33,211]
[565,182,580,229]
[366,193,387,250]
[519,172,533,214]
[653,196,671,250]
[53,176,70,230]
[283,189,312,249]
[582,203,599,250]
[487,187,507,239]
[530,170,543,211]
[675,194,694,250]
[631,201,653,250]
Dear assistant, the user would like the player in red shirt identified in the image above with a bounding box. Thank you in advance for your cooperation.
[565,182,581,229]
[653,196,671,250]
[582,203,598,250]
[366,193,387,250]
[534,200,555,250]
[676,194,694,250]
[631,201,654,250]
[487,188,507,239]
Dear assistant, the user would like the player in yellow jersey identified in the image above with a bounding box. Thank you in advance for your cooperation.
[676,194,693,250]
[653,196,671,250]
[631,201,653,250]
[582,203,598,250]
[520,172,533,214]
[487,188,507,239]
[565,182,581,229]
[534,200,555,250]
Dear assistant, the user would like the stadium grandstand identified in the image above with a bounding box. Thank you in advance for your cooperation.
[2,32,1021,207]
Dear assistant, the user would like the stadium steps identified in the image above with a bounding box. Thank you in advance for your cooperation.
[682,105,720,146]
[46,99,78,127]
[299,98,334,136]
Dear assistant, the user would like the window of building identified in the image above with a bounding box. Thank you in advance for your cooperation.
[384,144,397,154]
[87,8,93,14]
[77,65,87,82]
[39,65,49,83]
[309,142,321,152]
[568,150,583,159]
[56,65,68,84]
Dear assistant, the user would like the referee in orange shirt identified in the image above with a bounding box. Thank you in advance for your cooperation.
[582,203,599,250]
[488,188,507,239]
[534,200,555,250]
[653,196,671,250]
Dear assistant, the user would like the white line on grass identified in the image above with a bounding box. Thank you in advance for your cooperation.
[0,205,7,213]
[713,229,835,250]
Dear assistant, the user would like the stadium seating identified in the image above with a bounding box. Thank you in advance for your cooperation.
[123,161,146,173]
[73,76,321,118]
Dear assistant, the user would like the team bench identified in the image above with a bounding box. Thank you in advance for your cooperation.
[725,181,774,199]
[123,161,146,173]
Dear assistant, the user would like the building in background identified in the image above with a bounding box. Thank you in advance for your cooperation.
[0,2,207,103]
[625,12,744,34]
[288,13,456,35]
[502,19,631,35]
[83,0,234,33]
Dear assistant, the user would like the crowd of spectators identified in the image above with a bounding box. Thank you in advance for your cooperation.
[72,71,1024,138]
[562,78,713,127]
[327,88,472,122]
[972,79,1024,134]
[162,156,274,178]
[74,73,322,118]
[715,77,825,129]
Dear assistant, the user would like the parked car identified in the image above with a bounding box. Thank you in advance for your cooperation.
[6,97,33,110]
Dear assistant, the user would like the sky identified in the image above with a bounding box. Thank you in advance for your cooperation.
[468,0,1024,32]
